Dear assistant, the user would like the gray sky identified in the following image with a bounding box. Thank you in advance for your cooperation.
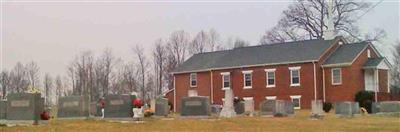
[2,1,399,77]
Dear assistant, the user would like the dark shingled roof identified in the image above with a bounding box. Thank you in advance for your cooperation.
[323,42,369,66]
[364,57,385,68]
[173,39,336,73]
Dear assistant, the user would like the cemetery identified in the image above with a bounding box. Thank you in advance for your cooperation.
[0,92,399,131]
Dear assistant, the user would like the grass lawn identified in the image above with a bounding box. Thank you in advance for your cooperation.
[1,110,399,132]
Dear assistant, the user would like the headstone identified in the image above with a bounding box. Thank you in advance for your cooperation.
[335,101,359,117]
[234,102,245,115]
[155,98,169,116]
[260,100,275,116]
[6,93,42,120]
[180,96,210,117]
[244,99,254,116]
[210,105,222,114]
[260,100,292,117]
[310,100,324,119]
[220,89,236,117]
[150,99,156,112]
[57,96,85,118]
[371,102,380,114]
[0,100,6,119]
[379,101,400,113]
[352,102,360,114]
[284,101,294,115]
[104,94,133,118]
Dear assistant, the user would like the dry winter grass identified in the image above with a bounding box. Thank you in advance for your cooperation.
[1,110,399,132]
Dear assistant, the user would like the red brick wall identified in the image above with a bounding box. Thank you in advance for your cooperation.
[174,72,211,112]
[378,69,389,93]
[174,62,318,112]
[324,45,378,103]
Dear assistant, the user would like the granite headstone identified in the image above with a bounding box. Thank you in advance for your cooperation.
[379,101,400,113]
[0,100,6,119]
[57,96,85,118]
[6,93,42,120]
[155,98,169,116]
[260,100,293,117]
[210,105,222,114]
[234,102,245,115]
[335,101,359,117]
[104,94,132,118]
[371,102,380,114]
[244,99,254,115]
[180,96,210,117]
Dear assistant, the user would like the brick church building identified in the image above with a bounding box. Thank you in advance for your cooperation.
[166,36,392,112]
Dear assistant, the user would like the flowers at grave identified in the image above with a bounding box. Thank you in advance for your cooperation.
[133,98,143,108]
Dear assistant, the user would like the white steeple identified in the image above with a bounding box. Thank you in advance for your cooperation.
[324,0,335,40]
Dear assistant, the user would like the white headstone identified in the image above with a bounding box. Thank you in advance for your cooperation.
[219,89,236,118]
[150,99,156,112]
[244,99,254,116]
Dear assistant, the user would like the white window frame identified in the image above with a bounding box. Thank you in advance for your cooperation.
[290,95,301,109]
[243,97,253,101]
[265,96,276,100]
[289,67,301,87]
[221,72,231,90]
[242,70,253,89]
[190,73,197,87]
[331,68,342,85]
[265,69,276,88]
[367,49,371,58]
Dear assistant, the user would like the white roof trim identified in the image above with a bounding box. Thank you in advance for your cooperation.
[290,95,302,98]
[220,72,230,75]
[289,66,301,70]
[264,68,276,72]
[242,70,253,74]
[171,60,316,74]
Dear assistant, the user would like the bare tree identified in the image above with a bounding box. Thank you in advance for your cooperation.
[43,73,53,106]
[0,70,10,99]
[391,41,400,94]
[95,48,116,98]
[9,62,29,93]
[26,61,40,89]
[208,28,220,52]
[260,0,385,44]
[167,30,190,65]
[55,75,65,104]
[133,45,149,100]
[152,39,166,96]
[190,30,209,54]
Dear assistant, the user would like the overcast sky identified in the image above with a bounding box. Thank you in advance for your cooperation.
[2,1,399,77]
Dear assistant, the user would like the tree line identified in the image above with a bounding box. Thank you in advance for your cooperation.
[1,0,399,105]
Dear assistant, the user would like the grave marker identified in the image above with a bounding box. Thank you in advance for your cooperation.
[181,96,210,117]
[220,89,236,117]
[155,98,169,116]
[104,94,132,118]
[58,96,85,118]
[6,93,43,120]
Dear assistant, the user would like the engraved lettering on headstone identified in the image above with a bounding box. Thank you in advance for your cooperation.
[110,100,124,105]
[11,100,30,107]
[185,101,201,106]
[63,101,79,107]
